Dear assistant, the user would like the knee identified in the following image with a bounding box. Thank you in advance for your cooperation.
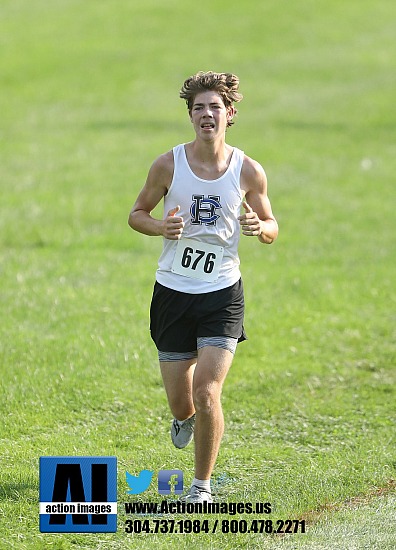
[193,383,221,414]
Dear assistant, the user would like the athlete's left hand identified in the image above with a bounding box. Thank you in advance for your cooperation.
[238,201,263,236]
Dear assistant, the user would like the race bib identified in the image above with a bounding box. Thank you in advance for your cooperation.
[171,238,224,282]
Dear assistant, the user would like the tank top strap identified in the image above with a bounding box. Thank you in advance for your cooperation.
[172,143,185,162]
[230,146,244,179]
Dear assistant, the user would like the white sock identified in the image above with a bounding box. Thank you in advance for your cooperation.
[192,477,211,492]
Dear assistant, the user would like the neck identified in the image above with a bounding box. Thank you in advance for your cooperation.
[190,137,229,162]
[184,138,233,180]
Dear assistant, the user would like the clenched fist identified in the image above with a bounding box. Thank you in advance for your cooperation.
[238,201,263,236]
[162,205,185,240]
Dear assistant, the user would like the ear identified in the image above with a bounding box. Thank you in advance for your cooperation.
[227,106,236,122]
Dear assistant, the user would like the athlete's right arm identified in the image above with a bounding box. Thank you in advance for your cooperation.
[128,152,184,240]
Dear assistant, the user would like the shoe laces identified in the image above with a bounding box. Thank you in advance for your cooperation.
[180,414,195,433]
[191,484,211,496]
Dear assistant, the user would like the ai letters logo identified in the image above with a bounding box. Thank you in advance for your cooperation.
[39,456,117,533]
[158,469,184,495]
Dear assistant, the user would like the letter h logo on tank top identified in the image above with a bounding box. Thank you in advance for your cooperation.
[190,195,222,226]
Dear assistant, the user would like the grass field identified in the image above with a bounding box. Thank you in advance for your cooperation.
[1,0,395,548]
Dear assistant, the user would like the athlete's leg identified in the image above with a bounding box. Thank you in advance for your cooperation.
[192,346,234,480]
[160,359,196,421]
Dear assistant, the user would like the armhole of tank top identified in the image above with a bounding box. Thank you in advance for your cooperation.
[236,148,245,200]
[165,146,179,196]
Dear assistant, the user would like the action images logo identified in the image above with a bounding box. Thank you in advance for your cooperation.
[39,456,117,533]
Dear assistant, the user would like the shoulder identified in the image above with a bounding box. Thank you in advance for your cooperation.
[150,149,174,176]
[240,154,267,194]
[147,149,175,190]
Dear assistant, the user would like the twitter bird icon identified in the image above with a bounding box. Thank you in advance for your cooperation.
[126,470,154,495]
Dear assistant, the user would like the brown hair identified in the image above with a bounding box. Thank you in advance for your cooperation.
[180,71,243,127]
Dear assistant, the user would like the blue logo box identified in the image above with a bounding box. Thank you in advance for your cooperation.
[158,469,184,495]
[39,456,117,533]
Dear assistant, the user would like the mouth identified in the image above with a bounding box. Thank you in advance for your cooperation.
[200,122,215,130]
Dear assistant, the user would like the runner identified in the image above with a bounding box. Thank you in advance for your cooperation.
[128,71,278,503]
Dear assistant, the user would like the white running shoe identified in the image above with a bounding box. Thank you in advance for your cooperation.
[171,414,195,449]
[182,485,213,504]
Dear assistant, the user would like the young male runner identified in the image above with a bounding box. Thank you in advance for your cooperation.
[128,71,278,503]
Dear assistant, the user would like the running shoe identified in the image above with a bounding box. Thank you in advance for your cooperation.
[171,414,195,449]
[181,485,213,504]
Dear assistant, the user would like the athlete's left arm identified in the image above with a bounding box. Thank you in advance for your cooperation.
[239,156,279,244]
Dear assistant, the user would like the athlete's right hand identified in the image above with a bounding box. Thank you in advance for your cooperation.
[162,205,184,240]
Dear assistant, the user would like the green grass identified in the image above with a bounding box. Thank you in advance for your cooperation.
[1,0,395,548]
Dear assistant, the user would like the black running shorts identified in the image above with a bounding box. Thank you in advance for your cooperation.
[150,278,247,353]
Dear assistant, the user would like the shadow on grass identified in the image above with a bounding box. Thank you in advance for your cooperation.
[87,118,186,132]
[276,119,347,132]
[276,118,395,133]
[0,481,37,502]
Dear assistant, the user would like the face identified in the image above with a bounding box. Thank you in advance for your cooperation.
[189,91,235,139]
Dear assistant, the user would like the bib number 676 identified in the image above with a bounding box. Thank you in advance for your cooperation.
[181,247,216,274]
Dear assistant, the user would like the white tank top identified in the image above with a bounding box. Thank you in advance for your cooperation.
[156,143,244,293]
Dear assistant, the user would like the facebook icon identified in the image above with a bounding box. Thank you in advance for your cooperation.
[158,470,183,495]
